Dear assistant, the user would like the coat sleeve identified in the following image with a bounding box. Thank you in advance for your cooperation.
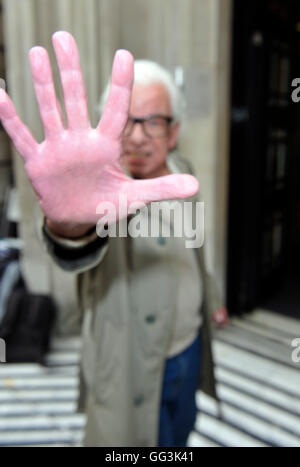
[176,154,223,315]
[204,268,223,316]
[197,245,222,316]
[40,217,109,274]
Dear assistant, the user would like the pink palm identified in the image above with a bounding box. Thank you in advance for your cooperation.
[0,31,198,231]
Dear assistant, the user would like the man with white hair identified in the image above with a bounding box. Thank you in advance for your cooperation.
[0,31,228,446]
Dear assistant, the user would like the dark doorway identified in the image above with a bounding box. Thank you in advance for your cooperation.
[227,0,300,318]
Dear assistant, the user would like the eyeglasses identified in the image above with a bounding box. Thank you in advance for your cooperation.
[123,114,173,138]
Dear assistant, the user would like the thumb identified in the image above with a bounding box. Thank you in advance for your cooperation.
[127,174,199,204]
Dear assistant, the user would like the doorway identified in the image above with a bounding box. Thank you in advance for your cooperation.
[227,0,300,318]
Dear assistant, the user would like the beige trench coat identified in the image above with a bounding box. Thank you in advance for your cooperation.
[42,154,221,447]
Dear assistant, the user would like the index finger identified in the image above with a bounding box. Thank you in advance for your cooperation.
[97,50,134,140]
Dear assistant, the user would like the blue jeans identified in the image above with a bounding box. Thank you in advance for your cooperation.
[158,332,201,447]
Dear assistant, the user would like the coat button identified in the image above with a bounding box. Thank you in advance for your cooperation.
[145,314,156,324]
[157,236,166,245]
[134,395,144,406]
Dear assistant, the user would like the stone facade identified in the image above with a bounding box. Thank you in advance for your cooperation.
[2,0,232,333]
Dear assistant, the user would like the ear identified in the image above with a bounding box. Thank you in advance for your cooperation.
[167,122,180,150]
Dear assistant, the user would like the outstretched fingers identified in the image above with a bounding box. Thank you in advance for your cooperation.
[52,31,90,131]
[127,174,199,205]
[29,46,64,139]
[97,50,134,140]
[0,89,38,161]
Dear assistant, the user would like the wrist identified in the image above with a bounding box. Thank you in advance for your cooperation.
[46,219,95,239]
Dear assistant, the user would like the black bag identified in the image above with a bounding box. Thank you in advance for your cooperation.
[0,289,56,364]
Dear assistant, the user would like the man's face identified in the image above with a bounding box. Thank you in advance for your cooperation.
[121,82,180,179]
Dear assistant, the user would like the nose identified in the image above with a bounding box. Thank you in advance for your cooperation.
[129,121,148,144]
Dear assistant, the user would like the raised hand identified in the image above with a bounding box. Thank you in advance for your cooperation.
[0,31,199,237]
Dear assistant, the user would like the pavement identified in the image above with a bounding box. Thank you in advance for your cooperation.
[0,309,300,447]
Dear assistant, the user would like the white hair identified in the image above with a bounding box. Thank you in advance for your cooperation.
[98,59,186,124]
